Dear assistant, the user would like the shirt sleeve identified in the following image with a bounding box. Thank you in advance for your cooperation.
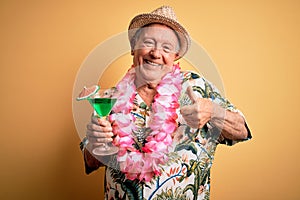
[79,137,103,174]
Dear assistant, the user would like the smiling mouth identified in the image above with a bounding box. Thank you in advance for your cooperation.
[144,59,162,67]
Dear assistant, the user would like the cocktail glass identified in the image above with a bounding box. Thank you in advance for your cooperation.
[88,88,119,156]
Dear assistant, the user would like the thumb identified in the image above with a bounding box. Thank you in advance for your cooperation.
[180,86,198,116]
[186,86,197,103]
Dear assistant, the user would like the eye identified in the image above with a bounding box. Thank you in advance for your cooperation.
[162,45,172,53]
[143,39,155,47]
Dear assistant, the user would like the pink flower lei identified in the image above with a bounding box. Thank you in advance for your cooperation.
[109,63,182,182]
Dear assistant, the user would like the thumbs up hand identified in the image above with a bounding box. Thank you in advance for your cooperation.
[180,86,213,129]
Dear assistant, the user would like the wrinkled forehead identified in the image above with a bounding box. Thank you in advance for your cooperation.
[136,24,180,45]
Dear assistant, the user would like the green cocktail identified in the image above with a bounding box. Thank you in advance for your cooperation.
[77,86,119,156]
[88,98,117,117]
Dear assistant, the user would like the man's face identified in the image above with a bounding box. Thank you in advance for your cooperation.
[132,23,180,87]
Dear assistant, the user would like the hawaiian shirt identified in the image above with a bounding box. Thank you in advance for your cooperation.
[85,71,251,200]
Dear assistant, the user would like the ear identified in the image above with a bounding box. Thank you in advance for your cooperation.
[174,52,180,60]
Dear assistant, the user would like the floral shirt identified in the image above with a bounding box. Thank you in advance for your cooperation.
[84,71,251,200]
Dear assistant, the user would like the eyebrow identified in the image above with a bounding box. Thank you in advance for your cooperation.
[141,36,176,47]
[133,26,180,52]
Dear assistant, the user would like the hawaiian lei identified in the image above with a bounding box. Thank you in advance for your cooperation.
[109,63,182,182]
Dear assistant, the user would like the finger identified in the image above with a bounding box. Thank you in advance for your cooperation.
[91,115,100,124]
[97,118,112,127]
[89,118,112,132]
[86,128,114,138]
[87,136,113,144]
[91,116,112,127]
[186,86,198,103]
[87,122,106,132]
[180,103,197,116]
[184,117,199,129]
[180,86,200,115]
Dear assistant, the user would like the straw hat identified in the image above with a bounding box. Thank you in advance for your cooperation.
[128,6,191,60]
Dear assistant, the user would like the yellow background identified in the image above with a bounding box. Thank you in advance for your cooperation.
[1,0,300,199]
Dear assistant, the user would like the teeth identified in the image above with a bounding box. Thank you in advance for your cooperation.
[145,60,161,66]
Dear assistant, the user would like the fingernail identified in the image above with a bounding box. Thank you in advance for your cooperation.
[107,133,113,137]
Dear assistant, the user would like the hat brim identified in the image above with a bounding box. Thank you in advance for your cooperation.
[128,13,191,60]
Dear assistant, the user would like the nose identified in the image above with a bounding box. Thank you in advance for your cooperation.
[149,48,161,59]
